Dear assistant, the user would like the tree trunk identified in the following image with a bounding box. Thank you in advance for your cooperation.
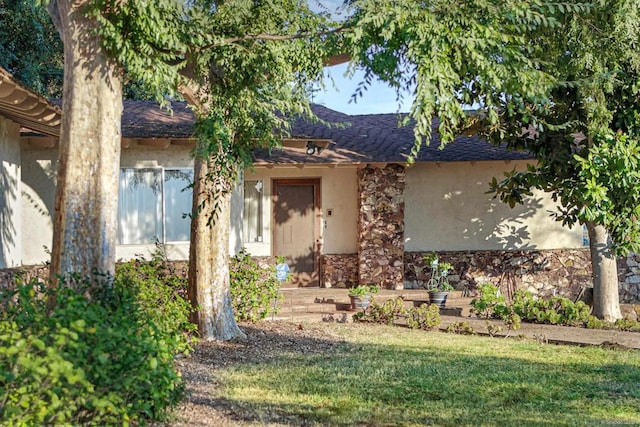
[48,1,123,281]
[586,221,622,321]
[188,155,246,341]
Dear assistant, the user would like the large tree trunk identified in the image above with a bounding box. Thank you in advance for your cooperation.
[586,221,622,321]
[48,1,123,280]
[188,155,246,341]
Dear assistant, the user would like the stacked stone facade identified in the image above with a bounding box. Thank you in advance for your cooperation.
[619,253,640,303]
[317,250,640,303]
[320,254,358,288]
[357,164,406,289]
[2,251,640,303]
[404,250,592,300]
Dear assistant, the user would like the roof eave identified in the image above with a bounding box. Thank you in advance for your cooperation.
[0,67,61,137]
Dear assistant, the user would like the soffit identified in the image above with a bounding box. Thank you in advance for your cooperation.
[0,67,61,137]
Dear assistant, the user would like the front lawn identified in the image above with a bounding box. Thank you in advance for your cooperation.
[180,323,640,426]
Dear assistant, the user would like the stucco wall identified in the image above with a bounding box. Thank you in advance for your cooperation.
[20,146,56,265]
[404,161,584,252]
[0,117,22,267]
[244,166,359,257]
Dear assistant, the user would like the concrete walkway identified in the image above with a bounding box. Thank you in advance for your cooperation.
[438,315,640,349]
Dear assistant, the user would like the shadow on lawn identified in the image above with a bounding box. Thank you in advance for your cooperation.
[178,324,640,426]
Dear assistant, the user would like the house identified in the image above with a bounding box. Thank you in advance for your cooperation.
[2,67,639,302]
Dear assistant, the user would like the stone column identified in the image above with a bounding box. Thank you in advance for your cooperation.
[357,164,406,289]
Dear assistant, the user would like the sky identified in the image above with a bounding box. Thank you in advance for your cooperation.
[309,0,414,116]
[312,63,414,116]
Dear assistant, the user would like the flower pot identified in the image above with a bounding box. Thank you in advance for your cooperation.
[428,291,449,308]
[349,294,372,311]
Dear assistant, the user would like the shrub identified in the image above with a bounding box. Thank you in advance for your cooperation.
[511,291,591,326]
[446,321,476,335]
[472,283,593,329]
[116,258,197,354]
[470,283,507,318]
[586,316,640,332]
[348,285,379,297]
[406,303,441,330]
[230,249,283,322]
[352,299,442,331]
[470,283,521,330]
[0,274,186,424]
[352,297,406,325]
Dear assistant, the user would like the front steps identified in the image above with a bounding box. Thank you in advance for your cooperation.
[271,288,475,322]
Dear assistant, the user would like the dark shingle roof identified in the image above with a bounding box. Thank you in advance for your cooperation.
[277,104,533,164]
[121,100,195,139]
[118,100,532,164]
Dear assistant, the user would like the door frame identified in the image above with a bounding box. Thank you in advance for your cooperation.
[272,178,322,286]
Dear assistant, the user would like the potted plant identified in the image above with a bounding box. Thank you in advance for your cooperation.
[422,253,455,308]
[348,285,379,310]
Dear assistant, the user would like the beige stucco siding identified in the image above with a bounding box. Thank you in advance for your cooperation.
[244,166,359,257]
[20,146,56,265]
[404,161,583,251]
[0,117,22,267]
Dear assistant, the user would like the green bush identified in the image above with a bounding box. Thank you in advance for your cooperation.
[471,283,593,329]
[352,298,442,330]
[470,283,507,318]
[352,297,406,325]
[116,258,198,354]
[0,273,188,425]
[406,303,441,330]
[511,291,591,326]
[586,316,640,332]
[230,249,283,322]
[446,321,476,335]
[470,283,521,330]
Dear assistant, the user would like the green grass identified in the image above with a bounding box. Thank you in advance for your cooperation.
[214,324,640,426]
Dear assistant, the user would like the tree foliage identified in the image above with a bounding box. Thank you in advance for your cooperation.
[0,0,63,97]
[487,0,640,256]
[343,0,590,158]
[0,0,166,99]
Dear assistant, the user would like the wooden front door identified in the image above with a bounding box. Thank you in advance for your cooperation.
[273,179,321,287]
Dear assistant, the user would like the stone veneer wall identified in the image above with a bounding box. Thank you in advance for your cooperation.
[0,265,50,289]
[320,254,358,288]
[357,164,406,289]
[404,250,640,303]
[618,253,640,303]
[3,251,639,303]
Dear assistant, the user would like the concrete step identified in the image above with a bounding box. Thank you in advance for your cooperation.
[276,297,474,312]
[272,289,476,321]
[278,289,470,304]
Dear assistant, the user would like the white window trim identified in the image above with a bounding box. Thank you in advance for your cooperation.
[118,167,193,245]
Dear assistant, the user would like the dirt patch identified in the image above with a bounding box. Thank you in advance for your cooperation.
[163,322,346,426]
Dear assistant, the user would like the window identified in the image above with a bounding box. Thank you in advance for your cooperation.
[243,180,263,242]
[117,168,193,244]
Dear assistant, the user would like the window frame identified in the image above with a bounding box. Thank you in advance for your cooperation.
[117,166,193,245]
[243,179,264,243]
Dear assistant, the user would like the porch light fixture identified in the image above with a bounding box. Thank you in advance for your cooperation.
[306,141,323,155]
